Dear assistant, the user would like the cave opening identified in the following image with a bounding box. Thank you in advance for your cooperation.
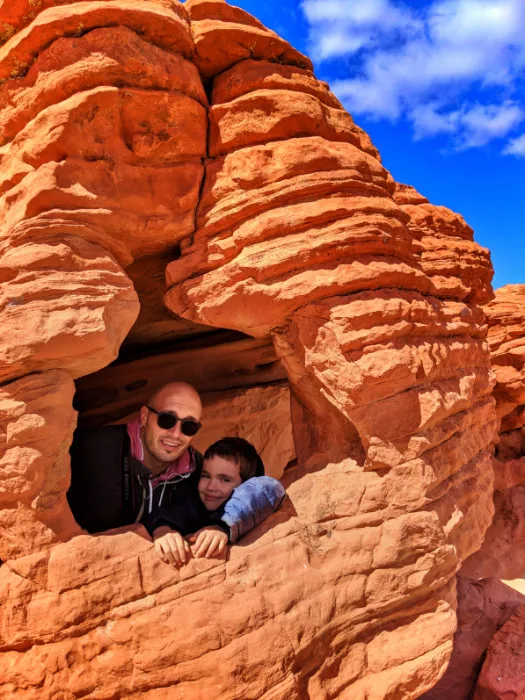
[72,251,297,486]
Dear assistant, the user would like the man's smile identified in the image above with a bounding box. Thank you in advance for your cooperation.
[160,439,183,450]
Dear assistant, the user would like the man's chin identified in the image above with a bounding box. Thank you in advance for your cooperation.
[160,450,183,462]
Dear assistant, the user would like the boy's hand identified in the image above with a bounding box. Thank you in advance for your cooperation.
[187,526,228,559]
[153,526,190,567]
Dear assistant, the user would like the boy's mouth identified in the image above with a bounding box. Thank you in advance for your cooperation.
[202,493,221,502]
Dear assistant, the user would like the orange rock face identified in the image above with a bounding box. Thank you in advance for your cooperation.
[0,0,497,698]
[462,285,525,580]
[422,577,525,700]
[425,285,525,697]
[474,603,525,699]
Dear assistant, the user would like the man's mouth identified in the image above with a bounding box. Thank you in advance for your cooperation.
[160,439,182,450]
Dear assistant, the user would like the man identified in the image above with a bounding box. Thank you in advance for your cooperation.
[67,382,284,566]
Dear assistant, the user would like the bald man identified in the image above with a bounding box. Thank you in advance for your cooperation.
[67,382,283,560]
[139,382,203,476]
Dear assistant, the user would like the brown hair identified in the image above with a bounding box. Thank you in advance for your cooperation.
[203,437,264,481]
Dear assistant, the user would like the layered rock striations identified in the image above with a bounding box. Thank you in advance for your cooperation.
[424,285,525,698]
[462,285,525,580]
[0,0,497,697]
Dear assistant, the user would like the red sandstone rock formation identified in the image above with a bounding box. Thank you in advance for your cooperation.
[423,285,525,697]
[422,577,525,699]
[474,602,525,699]
[462,285,525,580]
[0,0,497,697]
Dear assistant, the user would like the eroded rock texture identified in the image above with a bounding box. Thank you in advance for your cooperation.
[474,602,525,699]
[424,285,525,698]
[462,285,525,580]
[0,0,496,697]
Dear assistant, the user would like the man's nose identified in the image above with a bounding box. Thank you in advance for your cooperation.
[166,420,182,438]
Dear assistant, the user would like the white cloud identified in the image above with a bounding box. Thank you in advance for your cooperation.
[458,101,524,146]
[302,0,422,61]
[302,0,525,149]
[503,133,525,155]
[410,103,460,139]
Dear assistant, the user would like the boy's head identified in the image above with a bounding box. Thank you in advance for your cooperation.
[198,437,265,511]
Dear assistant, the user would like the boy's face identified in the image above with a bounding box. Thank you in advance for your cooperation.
[198,455,243,511]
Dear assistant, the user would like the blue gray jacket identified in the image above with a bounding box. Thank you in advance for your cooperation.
[211,477,286,542]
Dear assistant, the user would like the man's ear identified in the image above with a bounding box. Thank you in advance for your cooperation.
[139,405,148,428]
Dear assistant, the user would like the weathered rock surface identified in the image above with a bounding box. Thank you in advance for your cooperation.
[0,370,81,560]
[422,577,525,699]
[0,0,498,697]
[474,602,525,699]
[426,285,525,698]
[462,285,525,580]
[394,184,494,305]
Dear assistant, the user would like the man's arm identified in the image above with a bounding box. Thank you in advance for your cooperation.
[210,476,286,544]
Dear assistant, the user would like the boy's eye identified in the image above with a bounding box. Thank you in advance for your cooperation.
[220,477,232,483]
[201,473,210,480]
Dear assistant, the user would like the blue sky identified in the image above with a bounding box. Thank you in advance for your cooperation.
[228,0,524,290]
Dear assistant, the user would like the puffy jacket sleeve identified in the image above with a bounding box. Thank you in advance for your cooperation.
[211,476,286,544]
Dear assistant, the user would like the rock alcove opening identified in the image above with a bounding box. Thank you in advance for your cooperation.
[68,250,368,536]
[72,253,297,493]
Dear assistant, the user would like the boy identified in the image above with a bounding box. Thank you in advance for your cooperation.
[153,437,285,566]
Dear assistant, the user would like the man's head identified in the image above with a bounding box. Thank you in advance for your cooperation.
[198,437,264,511]
[140,382,202,473]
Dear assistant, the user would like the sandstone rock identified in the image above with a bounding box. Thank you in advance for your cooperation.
[474,603,525,699]
[0,0,498,697]
[212,59,342,108]
[0,1,193,82]
[432,285,525,695]
[0,237,139,383]
[0,8,206,267]
[209,89,380,158]
[186,0,311,79]
[0,490,458,699]
[0,26,207,147]
[394,183,494,304]
[461,286,525,581]
[0,370,81,560]
[187,384,295,479]
[422,577,525,699]
[162,8,496,692]
[486,285,525,426]
[74,334,287,426]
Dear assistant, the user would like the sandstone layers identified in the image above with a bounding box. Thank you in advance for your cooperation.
[463,285,525,580]
[0,0,497,698]
[422,285,525,699]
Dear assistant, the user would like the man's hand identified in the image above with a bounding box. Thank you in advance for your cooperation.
[187,526,228,559]
[153,525,190,567]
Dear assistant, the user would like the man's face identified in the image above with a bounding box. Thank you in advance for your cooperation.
[140,388,202,471]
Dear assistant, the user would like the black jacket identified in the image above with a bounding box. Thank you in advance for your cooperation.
[67,425,206,535]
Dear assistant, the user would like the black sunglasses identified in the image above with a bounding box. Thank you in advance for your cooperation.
[146,406,201,437]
